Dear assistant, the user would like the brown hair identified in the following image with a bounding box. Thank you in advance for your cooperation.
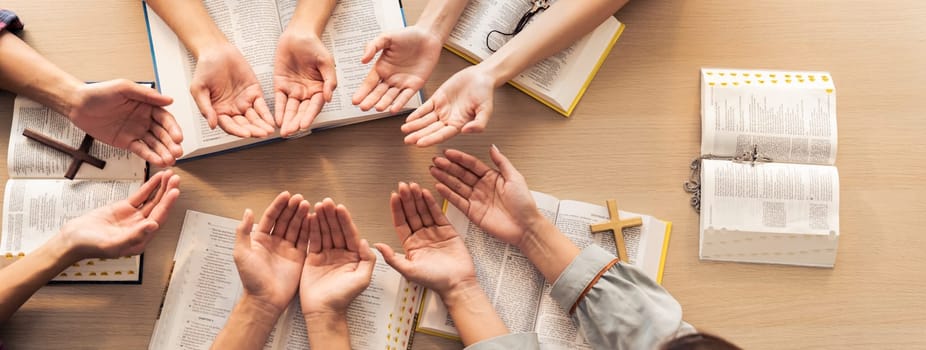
[662,333,742,350]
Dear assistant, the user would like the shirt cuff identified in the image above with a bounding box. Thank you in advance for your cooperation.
[0,9,24,33]
[464,332,540,350]
[550,245,616,313]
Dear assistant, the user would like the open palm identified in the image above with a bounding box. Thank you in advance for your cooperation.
[191,42,275,138]
[353,26,442,113]
[401,66,495,147]
[429,147,544,246]
[375,182,476,295]
[233,192,310,313]
[273,31,336,137]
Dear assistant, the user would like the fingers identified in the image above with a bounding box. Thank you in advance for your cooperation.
[253,97,276,130]
[410,183,435,227]
[152,108,184,154]
[320,61,337,102]
[127,170,165,208]
[128,141,165,169]
[358,83,390,111]
[284,199,311,245]
[257,192,292,233]
[429,165,472,199]
[320,198,346,249]
[274,91,286,127]
[280,97,300,136]
[146,175,181,224]
[461,102,493,134]
[415,125,460,147]
[236,209,255,247]
[216,115,253,138]
[389,191,412,242]
[401,111,438,135]
[352,70,381,106]
[489,144,523,181]
[122,81,173,106]
[434,183,469,214]
[361,34,388,64]
[141,132,174,167]
[272,194,305,237]
[315,201,334,249]
[297,94,324,132]
[245,108,273,136]
[191,86,218,129]
[356,239,376,279]
[308,212,322,253]
[140,170,172,216]
[336,204,361,253]
[373,87,401,112]
[297,214,310,253]
[390,88,417,113]
[444,149,493,177]
[405,98,434,124]
[422,188,451,226]
[397,182,423,232]
[374,243,413,276]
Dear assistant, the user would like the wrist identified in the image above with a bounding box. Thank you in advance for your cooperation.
[44,231,84,268]
[472,61,509,88]
[189,34,233,60]
[515,217,556,253]
[239,293,287,321]
[285,17,326,38]
[437,277,482,309]
[47,75,83,119]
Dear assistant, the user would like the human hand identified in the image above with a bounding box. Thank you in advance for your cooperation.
[57,170,180,260]
[430,146,546,247]
[233,192,311,314]
[352,26,442,113]
[67,80,184,167]
[300,199,375,316]
[273,30,336,137]
[191,42,275,138]
[374,182,477,298]
[401,65,495,146]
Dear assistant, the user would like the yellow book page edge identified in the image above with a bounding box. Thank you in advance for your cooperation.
[414,288,463,341]
[441,22,625,118]
[656,221,673,285]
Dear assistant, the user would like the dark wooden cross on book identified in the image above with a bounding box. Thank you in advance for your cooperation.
[589,199,642,263]
[22,128,106,180]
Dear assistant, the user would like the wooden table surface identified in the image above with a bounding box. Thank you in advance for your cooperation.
[1,0,924,349]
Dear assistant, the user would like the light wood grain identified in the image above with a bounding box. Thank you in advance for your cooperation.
[1,0,925,349]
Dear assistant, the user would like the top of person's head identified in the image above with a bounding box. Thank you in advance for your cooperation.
[662,333,742,350]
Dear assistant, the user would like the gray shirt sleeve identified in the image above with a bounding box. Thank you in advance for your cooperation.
[463,332,540,350]
[549,245,696,350]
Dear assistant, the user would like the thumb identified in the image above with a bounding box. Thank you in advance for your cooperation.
[122,81,173,106]
[489,144,522,180]
[361,34,389,64]
[321,61,338,102]
[236,209,254,247]
[357,239,377,276]
[461,102,492,134]
[374,243,412,276]
[191,86,218,129]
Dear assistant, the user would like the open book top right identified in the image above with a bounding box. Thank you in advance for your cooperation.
[697,68,840,268]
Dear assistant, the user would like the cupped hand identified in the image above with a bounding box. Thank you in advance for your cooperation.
[374,182,477,298]
[58,170,181,260]
[233,192,311,314]
[401,66,495,147]
[352,26,442,113]
[273,31,336,137]
[191,42,275,138]
[429,146,545,247]
[68,80,184,167]
[300,198,375,315]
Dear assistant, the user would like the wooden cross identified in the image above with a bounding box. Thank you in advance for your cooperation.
[23,128,106,180]
[589,199,642,262]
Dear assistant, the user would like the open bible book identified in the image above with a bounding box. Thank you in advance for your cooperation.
[415,192,671,349]
[0,95,147,282]
[143,0,422,160]
[444,0,624,116]
[150,210,422,350]
[696,68,840,267]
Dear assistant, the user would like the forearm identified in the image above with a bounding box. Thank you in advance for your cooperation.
[517,220,581,282]
[288,0,336,35]
[211,295,283,350]
[0,32,82,116]
[304,311,351,350]
[479,0,629,86]
[415,0,471,42]
[441,280,509,346]
[146,0,228,58]
[0,235,78,323]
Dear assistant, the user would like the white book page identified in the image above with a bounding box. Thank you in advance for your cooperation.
[148,211,280,350]
[276,0,421,129]
[0,179,141,280]
[8,96,145,180]
[273,250,420,350]
[445,0,621,110]
[419,191,559,336]
[700,159,840,236]
[533,200,665,349]
[700,68,838,165]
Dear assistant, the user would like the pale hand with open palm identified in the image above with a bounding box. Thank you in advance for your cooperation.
[375,182,477,297]
[429,147,546,247]
[191,42,275,138]
[300,199,375,315]
[401,66,495,147]
[273,31,336,137]
[233,192,311,314]
[352,26,442,113]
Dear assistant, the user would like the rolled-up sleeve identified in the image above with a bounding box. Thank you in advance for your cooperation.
[463,332,540,350]
[0,9,24,33]
[550,245,696,350]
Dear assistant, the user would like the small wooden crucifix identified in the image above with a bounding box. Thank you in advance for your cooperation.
[22,128,106,180]
[589,199,642,262]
